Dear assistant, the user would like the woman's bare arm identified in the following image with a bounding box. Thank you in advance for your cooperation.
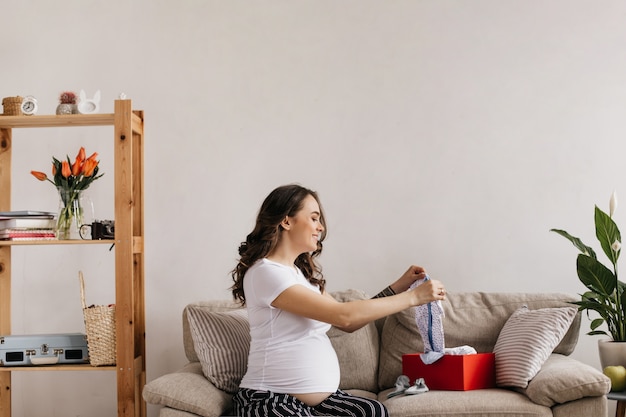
[272,278,445,333]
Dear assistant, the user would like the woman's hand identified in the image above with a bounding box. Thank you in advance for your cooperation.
[407,278,446,306]
[389,265,428,294]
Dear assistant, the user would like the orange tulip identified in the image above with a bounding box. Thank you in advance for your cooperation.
[82,159,97,177]
[71,159,83,176]
[33,149,103,191]
[61,160,71,178]
[31,171,47,181]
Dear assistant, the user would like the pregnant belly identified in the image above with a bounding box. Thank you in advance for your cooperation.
[290,391,334,407]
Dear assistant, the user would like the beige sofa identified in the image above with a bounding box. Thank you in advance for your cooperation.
[143,290,611,417]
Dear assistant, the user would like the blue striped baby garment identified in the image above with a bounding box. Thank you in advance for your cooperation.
[409,276,445,364]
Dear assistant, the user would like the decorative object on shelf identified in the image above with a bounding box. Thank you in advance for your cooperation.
[79,271,117,366]
[30,146,104,240]
[77,89,101,114]
[551,192,626,367]
[56,91,78,115]
[80,219,114,240]
[0,211,56,241]
[2,96,23,115]
[56,188,94,240]
[20,95,38,115]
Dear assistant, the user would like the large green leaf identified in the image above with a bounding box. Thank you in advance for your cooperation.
[590,318,605,330]
[550,229,597,259]
[574,298,611,318]
[574,295,622,339]
[576,254,616,296]
[595,206,621,266]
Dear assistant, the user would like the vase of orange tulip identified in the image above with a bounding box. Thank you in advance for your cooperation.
[31,147,103,240]
[56,188,93,239]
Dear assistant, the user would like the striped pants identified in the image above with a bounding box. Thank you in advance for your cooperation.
[233,388,389,417]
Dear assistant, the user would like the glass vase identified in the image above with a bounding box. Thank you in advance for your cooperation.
[56,188,94,240]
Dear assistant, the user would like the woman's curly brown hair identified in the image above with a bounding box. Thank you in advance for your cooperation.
[230,184,327,305]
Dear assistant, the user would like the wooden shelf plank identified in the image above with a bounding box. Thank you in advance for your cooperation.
[0,114,114,128]
[0,240,115,246]
[0,364,115,372]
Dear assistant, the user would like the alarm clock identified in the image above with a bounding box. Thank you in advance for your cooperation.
[77,90,101,114]
[20,96,38,115]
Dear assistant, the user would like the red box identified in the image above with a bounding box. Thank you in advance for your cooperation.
[401,353,496,391]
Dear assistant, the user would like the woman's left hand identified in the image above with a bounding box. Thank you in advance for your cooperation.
[390,265,428,293]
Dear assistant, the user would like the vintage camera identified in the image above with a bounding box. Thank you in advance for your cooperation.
[80,220,115,240]
[92,220,115,240]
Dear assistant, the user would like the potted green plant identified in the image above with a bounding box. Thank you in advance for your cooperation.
[551,192,626,368]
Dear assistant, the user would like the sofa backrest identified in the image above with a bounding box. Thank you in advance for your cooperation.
[181,289,381,393]
[446,292,580,353]
[181,291,582,394]
[376,291,581,390]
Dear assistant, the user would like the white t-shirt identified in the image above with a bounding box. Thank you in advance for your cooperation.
[239,258,340,393]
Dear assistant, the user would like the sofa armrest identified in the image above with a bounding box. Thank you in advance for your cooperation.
[143,362,233,417]
[519,354,610,407]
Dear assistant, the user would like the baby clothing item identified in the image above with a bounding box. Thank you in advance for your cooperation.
[387,375,429,398]
[445,345,477,355]
[409,276,446,364]
[387,375,411,398]
[405,378,429,395]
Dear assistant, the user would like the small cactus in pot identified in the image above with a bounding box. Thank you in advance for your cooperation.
[56,91,78,115]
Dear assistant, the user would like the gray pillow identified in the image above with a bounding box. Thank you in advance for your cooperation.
[521,354,610,406]
[142,362,232,417]
[186,307,250,393]
[493,306,576,388]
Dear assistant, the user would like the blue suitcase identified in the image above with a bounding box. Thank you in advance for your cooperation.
[0,333,89,366]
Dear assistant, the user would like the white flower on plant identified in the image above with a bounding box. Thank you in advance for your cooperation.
[613,240,622,252]
[611,191,618,217]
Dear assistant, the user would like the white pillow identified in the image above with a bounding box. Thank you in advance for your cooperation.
[186,306,250,393]
[493,305,577,388]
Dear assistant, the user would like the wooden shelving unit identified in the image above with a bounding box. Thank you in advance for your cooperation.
[0,100,146,417]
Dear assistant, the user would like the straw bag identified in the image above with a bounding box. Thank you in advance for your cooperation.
[2,96,23,115]
[79,271,116,366]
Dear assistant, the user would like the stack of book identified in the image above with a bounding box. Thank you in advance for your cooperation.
[0,211,57,241]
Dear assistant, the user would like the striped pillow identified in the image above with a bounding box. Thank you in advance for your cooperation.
[493,305,577,388]
[187,306,250,393]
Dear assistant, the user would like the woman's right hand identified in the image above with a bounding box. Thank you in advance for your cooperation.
[408,278,446,306]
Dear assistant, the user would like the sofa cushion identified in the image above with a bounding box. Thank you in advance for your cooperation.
[160,408,204,417]
[378,292,580,390]
[328,289,380,392]
[142,362,233,417]
[380,388,553,417]
[187,307,250,393]
[493,305,577,388]
[551,395,607,417]
[520,354,610,406]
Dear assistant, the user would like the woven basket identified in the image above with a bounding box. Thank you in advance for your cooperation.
[79,271,116,366]
[2,96,23,115]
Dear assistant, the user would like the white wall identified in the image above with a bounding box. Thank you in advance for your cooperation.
[2,1,626,416]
